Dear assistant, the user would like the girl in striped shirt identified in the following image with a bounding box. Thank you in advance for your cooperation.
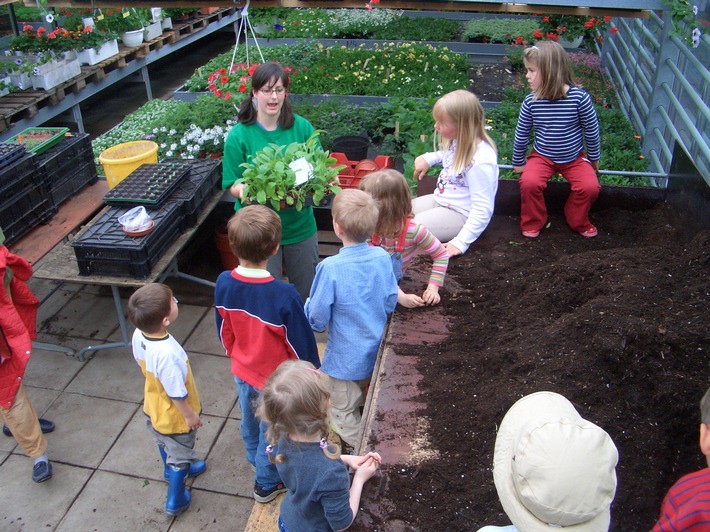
[360,169,449,308]
[513,41,601,239]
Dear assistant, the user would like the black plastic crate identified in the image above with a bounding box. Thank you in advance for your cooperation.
[72,201,183,278]
[169,158,222,229]
[0,143,28,169]
[103,163,192,206]
[0,152,40,199]
[36,133,93,177]
[0,179,56,245]
[48,159,99,208]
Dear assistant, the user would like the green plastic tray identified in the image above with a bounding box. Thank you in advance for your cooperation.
[6,127,70,155]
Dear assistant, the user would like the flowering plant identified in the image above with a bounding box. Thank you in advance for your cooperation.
[72,25,118,52]
[661,0,702,47]
[95,9,146,34]
[178,122,234,158]
[207,63,259,101]
[533,14,617,44]
[9,24,77,54]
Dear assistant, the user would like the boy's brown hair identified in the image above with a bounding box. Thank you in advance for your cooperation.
[127,283,172,334]
[227,205,281,264]
[332,189,379,243]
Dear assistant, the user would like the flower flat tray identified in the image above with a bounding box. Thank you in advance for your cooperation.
[0,143,28,169]
[5,127,70,155]
[103,163,191,206]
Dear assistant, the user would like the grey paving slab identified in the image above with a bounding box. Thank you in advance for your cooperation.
[183,310,224,355]
[229,399,244,420]
[23,344,86,391]
[43,392,138,468]
[171,490,253,531]
[39,289,120,340]
[192,418,254,497]
[56,470,174,532]
[35,287,76,330]
[101,410,224,481]
[0,456,92,531]
[190,351,237,418]
[65,344,144,402]
[169,303,210,346]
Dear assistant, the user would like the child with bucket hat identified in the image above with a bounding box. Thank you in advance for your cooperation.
[478,391,619,532]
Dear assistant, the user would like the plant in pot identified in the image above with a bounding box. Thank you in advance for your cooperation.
[72,25,118,53]
[533,14,616,47]
[95,8,146,46]
[240,131,344,211]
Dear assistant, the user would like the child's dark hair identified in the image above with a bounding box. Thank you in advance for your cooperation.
[257,360,341,462]
[523,41,576,101]
[237,62,295,128]
[359,169,412,239]
[126,283,172,334]
[227,205,281,265]
[332,189,379,243]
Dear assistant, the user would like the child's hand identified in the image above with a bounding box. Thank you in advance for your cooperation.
[412,156,430,181]
[444,242,462,257]
[353,456,379,482]
[513,165,525,174]
[422,285,440,306]
[184,411,203,431]
[398,292,426,308]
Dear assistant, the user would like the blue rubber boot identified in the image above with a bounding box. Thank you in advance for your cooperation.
[165,464,191,516]
[158,446,206,480]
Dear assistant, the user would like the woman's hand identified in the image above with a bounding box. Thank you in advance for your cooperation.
[422,285,441,306]
[229,182,245,199]
[444,242,462,257]
[412,156,430,181]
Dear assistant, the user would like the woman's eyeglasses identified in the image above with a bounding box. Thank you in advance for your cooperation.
[259,87,286,95]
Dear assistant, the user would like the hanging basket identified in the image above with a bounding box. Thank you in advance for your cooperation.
[331,136,369,161]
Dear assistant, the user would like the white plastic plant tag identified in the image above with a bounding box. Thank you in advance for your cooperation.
[118,206,153,232]
[289,157,313,187]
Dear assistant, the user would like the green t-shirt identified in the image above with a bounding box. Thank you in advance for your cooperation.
[222,115,317,246]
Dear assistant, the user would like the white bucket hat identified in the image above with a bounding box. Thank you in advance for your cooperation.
[493,392,619,531]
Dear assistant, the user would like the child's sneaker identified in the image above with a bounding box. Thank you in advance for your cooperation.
[254,482,287,503]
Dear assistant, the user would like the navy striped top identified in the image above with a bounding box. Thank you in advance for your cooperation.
[513,86,601,166]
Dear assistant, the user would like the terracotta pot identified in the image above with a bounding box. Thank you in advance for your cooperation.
[214,226,238,270]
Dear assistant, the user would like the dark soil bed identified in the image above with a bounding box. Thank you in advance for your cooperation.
[469,63,519,102]
[355,205,710,531]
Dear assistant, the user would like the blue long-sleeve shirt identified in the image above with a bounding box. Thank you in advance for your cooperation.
[513,86,601,166]
[305,243,398,381]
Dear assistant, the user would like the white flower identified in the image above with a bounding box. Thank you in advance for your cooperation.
[45,13,54,23]
[692,27,702,48]
[692,5,698,15]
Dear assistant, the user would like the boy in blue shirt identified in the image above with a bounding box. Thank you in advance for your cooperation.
[305,189,398,453]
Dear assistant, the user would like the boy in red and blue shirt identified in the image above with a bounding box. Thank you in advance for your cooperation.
[214,205,320,504]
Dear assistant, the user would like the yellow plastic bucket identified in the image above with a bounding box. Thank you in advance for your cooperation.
[99,140,159,189]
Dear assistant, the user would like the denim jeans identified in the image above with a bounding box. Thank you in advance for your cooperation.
[235,376,282,489]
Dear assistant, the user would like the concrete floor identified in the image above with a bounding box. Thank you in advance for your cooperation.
[0,28,295,531]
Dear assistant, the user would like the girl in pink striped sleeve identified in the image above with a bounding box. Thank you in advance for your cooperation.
[359,169,449,308]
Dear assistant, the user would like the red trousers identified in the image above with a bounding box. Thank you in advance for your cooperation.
[519,150,601,233]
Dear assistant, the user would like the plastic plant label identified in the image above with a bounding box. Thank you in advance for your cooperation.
[289,157,313,187]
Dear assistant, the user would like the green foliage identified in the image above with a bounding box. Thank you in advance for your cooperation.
[462,17,538,44]
[12,6,46,22]
[249,8,460,41]
[95,8,147,34]
[240,132,344,211]
[374,97,436,158]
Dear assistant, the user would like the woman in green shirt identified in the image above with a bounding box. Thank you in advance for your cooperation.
[222,63,319,302]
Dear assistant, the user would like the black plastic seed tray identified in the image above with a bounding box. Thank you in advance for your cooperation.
[49,160,99,208]
[0,177,56,245]
[103,163,191,206]
[164,158,222,229]
[72,201,183,278]
[0,152,40,199]
[36,133,93,177]
[0,143,28,169]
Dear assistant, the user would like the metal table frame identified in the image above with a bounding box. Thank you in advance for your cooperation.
[32,191,222,361]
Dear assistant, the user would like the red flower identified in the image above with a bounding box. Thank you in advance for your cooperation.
[238,84,247,93]
[533,29,543,39]
[516,36,524,45]
[543,16,549,23]
[215,89,223,98]
[247,64,259,76]
[83,26,93,34]
[604,16,612,23]
[37,27,47,35]
[221,75,229,84]
[225,91,231,101]
[546,32,559,41]
[584,20,595,29]
[610,27,619,34]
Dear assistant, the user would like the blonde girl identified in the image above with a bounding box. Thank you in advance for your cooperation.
[257,360,382,532]
[412,89,499,257]
[359,169,449,308]
[513,41,601,239]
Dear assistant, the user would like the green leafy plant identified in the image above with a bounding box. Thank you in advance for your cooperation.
[462,17,539,44]
[240,131,344,211]
[533,14,616,46]
[95,8,146,34]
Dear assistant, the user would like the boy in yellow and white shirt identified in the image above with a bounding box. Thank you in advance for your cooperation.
[127,283,205,517]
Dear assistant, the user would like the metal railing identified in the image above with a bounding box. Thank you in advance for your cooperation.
[601,11,710,184]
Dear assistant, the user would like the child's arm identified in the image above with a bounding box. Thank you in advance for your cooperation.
[398,287,425,309]
[412,151,443,181]
[513,97,534,172]
[337,454,382,531]
[171,397,203,431]
[304,263,334,333]
[408,221,448,305]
